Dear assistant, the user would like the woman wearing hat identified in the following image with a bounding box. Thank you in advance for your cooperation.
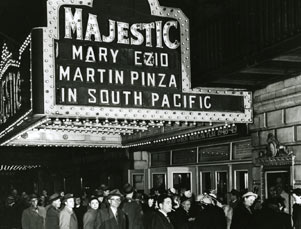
[173,196,195,229]
[83,196,99,229]
[230,192,257,229]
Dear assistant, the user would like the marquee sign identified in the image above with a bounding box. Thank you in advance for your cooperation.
[0,35,32,140]
[0,0,252,148]
[33,0,252,123]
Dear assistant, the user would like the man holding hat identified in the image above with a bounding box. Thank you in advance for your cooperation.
[95,189,126,229]
[45,193,61,229]
[194,194,226,229]
[121,183,144,229]
[230,191,257,229]
[21,194,46,229]
[59,193,78,229]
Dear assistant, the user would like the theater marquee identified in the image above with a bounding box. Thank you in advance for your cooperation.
[0,0,252,147]
[33,0,252,123]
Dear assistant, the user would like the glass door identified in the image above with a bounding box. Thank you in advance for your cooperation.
[215,171,228,203]
[200,171,212,194]
[167,167,196,195]
[234,170,248,192]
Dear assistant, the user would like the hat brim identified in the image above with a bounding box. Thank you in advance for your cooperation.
[49,196,61,202]
[242,193,258,199]
[108,193,122,199]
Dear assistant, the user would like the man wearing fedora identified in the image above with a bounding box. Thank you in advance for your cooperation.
[21,194,46,229]
[45,193,61,229]
[95,189,126,229]
[121,183,144,229]
[230,191,257,229]
[59,193,78,229]
[151,194,174,229]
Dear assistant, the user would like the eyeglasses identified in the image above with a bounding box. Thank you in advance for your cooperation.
[110,198,121,202]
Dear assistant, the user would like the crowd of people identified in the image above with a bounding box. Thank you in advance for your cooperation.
[0,184,301,229]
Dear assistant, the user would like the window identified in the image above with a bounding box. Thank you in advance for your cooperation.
[235,170,248,192]
[173,172,191,194]
[200,172,212,193]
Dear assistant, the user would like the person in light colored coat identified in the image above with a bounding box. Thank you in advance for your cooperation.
[60,193,78,229]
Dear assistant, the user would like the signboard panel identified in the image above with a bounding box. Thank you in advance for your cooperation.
[35,0,252,123]
[0,36,32,139]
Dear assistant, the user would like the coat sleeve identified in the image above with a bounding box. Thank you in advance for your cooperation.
[151,213,164,229]
[21,210,30,229]
[95,210,103,229]
[59,211,71,229]
[83,212,94,229]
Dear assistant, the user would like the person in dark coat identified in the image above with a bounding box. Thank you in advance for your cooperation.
[253,197,292,229]
[59,193,78,229]
[21,194,46,229]
[230,192,257,229]
[2,195,20,229]
[121,183,144,229]
[83,196,99,229]
[151,194,174,229]
[174,196,195,229]
[292,188,301,229]
[45,193,61,229]
[193,194,226,229]
[95,189,126,229]
[142,195,156,229]
[74,196,86,229]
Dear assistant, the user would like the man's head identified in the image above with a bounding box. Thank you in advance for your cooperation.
[49,193,61,209]
[108,189,123,209]
[123,183,134,198]
[229,189,240,201]
[157,194,173,214]
[181,197,191,212]
[29,194,38,208]
[268,186,277,197]
[75,197,81,206]
[63,193,75,209]
[100,184,110,197]
[89,196,99,210]
[242,192,257,207]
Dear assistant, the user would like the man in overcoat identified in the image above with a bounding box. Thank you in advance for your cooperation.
[151,194,174,229]
[45,193,61,229]
[121,183,144,229]
[96,189,126,229]
[230,192,257,229]
[59,193,78,229]
[21,194,46,229]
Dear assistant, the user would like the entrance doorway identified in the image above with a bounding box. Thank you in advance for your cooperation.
[167,167,196,194]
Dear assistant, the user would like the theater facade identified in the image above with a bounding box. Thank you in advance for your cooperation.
[1,0,300,204]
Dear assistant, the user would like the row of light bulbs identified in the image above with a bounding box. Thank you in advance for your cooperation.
[127,123,236,147]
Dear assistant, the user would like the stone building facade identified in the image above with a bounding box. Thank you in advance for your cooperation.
[251,74,301,201]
